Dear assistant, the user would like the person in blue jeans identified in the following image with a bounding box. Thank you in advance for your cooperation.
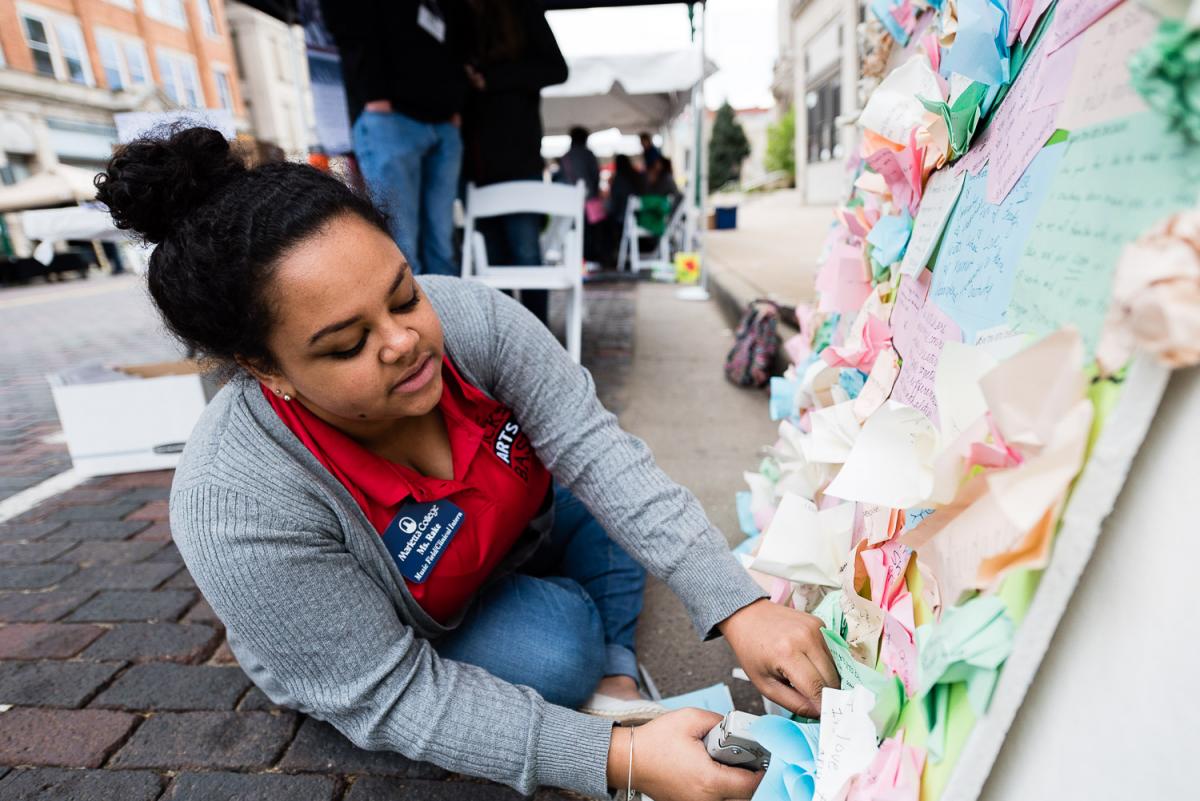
[322,0,471,276]
[435,484,658,716]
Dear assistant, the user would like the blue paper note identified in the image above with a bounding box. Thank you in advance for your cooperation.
[940,0,1011,87]
[929,142,1065,341]
[749,716,822,801]
[769,375,800,422]
[839,369,868,400]
[870,0,910,46]
[866,209,913,269]
[735,492,760,538]
[659,682,736,715]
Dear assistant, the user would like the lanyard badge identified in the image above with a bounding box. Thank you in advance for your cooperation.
[382,498,466,583]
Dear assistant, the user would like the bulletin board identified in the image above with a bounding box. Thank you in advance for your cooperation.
[734,2,1200,800]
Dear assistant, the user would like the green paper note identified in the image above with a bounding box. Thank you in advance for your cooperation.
[1007,112,1200,356]
[821,627,905,737]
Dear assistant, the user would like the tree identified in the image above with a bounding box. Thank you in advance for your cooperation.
[765,106,796,184]
[708,101,751,192]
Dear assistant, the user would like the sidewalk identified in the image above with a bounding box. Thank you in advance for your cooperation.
[702,189,833,331]
[0,279,773,799]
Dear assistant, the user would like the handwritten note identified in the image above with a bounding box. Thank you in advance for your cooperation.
[1054,2,1157,132]
[1019,0,1053,43]
[859,56,945,144]
[815,686,880,801]
[890,298,962,428]
[890,268,931,360]
[930,142,1065,341]
[900,169,966,277]
[1008,113,1200,354]
[1044,0,1122,53]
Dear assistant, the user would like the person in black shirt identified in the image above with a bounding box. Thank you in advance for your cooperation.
[462,0,568,324]
[321,0,470,276]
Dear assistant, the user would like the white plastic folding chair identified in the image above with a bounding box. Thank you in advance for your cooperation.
[461,180,586,363]
[617,196,673,274]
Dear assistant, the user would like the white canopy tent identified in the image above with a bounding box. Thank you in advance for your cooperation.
[540,49,714,136]
[0,164,101,214]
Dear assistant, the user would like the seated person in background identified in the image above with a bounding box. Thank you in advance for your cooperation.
[606,154,644,266]
[645,156,680,201]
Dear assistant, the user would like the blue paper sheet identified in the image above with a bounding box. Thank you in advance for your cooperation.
[658,682,736,715]
[735,492,760,538]
[870,0,911,46]
[867,209,913,271]
[929,142,1065,341]
[940,0,1011,87]
[769,375,800,422]
[749,716,822,801]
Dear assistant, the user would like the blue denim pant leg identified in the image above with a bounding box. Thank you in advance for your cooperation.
[418,121,462,277]
[479,212,548,324]
[523,484,647,681]
[351,110,427,270]
[431,573,606,709]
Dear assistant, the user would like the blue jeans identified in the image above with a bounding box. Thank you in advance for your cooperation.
[478,213,548,324]
[432,485,646,709]
[352,110,461,276]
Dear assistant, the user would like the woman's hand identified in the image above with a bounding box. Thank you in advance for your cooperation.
[719,598,840,718]
[607,710,762,801]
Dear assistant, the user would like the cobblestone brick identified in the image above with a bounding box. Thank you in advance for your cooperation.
[162,569,196,590]
[0,767,163,801]
[125,500,169,521]
[114,486,172,503]
[66,590,195,623]
[164,771,338,801]
[0,564,77,589]
[237,686,287,712]
[344,778,524,801]
[146,542,182,564]
[51,501,145,522]
[130,522,173,542]
[78,622,219,664]
[181,598,223,629]
[108,711,297,770]
[0,708,139,768]
[94,471,175,490]
[0,590,95,622]
[0,660,124,707]
[0,522,65,543]
[58,562,179,592]
[43,521,150,542]
[279,717,448,779]
[0,623,106,658]
[209,639,236,664]
[54,541,166,564]
[0,542,77,563]
[91,663,251,711]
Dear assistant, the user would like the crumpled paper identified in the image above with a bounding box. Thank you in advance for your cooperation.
[915,595,1014,714]
[1097,209,1200,374]
[843,736,925,801]
[1130,19,1200,142]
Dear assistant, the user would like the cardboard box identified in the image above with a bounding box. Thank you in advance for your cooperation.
[47,360,218,477]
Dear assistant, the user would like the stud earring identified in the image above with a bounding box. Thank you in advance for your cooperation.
[283,394,292,402]
[273,388,282,396]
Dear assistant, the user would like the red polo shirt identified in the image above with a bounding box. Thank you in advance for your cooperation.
[263,357,552,623]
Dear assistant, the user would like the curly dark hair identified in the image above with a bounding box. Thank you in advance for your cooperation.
[94,126,390,372]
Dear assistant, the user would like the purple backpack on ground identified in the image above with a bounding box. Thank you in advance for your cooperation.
[724,299,783,388]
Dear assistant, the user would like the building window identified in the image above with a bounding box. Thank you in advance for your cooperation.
[157,48,203,107]
[806,74,841,163]
[20,10,93,86]
[96,30,151,91]
[21,16,55,78]
[144,0,188,29]
[200,0,220,37]
[213,67,233,111]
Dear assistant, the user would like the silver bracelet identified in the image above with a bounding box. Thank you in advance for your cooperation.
[626,727,635,801]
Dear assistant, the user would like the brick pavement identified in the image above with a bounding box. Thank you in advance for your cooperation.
[0,280,637,800]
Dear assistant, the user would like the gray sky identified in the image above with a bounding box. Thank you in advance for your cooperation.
[546,0,779,110]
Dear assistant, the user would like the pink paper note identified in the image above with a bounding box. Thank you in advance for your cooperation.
[890,299,962,428]
[1019,0,1054,43]
[1029,32,1082,111]
[1008,0,1034,46]
[817,244,873,314]
[1045,0,1122,52]
[889,269,932,361]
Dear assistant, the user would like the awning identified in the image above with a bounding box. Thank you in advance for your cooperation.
[0,165,100,213]
[541,50,713,135]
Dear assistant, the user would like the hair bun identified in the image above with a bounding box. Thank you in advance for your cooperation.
[95,126,246,244]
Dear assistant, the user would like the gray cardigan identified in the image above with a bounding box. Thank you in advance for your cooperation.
[169,276,766,798]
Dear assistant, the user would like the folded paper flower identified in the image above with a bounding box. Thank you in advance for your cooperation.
[748,716,822,801]
[822,314,895,373]
[751,494,855,588]
[1130,19,1200,142]
[940,0,1011,87]
[861,541,918,693]
[1097,210,1200,374]
[915,595,1014,714]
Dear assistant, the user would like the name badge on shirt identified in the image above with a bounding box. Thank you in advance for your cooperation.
[382,499,465,583]
[417,3,446,43]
